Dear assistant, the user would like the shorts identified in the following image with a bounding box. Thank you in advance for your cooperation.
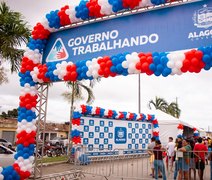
[166,156,174,164]
[178,158,190,171]
[196,160,205,170]
[190,158,195,169]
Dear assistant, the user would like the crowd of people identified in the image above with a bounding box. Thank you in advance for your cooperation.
[148,136,212,180]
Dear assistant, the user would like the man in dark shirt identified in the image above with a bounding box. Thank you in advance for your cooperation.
[153,140,167,180]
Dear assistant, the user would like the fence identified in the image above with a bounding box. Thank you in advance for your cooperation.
[39,148,212,180]
[73,147,211,180]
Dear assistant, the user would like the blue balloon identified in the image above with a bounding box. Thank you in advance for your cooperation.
[108,0,125,12]
[156,64,163,72]
[75,1,89,20]
[46,10,61,29]
[149,63,156,72]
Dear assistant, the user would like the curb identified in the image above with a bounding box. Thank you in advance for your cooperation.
[39,161,68,167]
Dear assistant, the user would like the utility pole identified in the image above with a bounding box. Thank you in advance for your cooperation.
[138,74,141,114]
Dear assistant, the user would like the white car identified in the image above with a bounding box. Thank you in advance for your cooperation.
[0,144,15,167]
[0,138,12,148]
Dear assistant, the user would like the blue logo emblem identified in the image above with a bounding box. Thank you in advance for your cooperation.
[46,38,69,62]
[115,127,127,144]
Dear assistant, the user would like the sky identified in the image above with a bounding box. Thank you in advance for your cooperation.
[1,0,212,131]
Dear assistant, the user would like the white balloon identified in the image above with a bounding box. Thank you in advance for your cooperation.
[0,174,4,180]
[167,61,174,68]
[122,61,128,68]
[0,167,3,173]
[175,61,183,69]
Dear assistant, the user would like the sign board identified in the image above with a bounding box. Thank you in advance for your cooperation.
[78,116,152,155]
[42,0,212,64]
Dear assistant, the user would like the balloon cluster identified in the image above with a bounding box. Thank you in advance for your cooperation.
[199,46,212,71]
[181,50,205,73]
[111,53,129,76]
[75,0,89,20]
[32,23,50,40]
[20,57,37,74]
[19,71,36,87]
[98,0,113,15]
[151,0,166,5]
[45,62,60,82]
[193,128,199,138]
[97,56,116,78]
[108,0,125,12]
[14,144,35,160]
[58,5,71,26]
[46,10,61,29]
[19,93,37,110]
[136,52,154,75]
[0,166,20,180]
[17,107,36,123]
[86,0,103,18]
[123,0,142,9]
[150,52,172,77]
[177,123,184,138]
[16,131,36,147]
[27,38,47,53]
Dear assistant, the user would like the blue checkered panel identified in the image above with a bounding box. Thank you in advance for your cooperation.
[79,117,153,152]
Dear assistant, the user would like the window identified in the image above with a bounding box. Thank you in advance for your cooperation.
[0,146,6,154]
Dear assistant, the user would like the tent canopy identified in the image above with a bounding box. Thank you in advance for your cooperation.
[145,109,200,145]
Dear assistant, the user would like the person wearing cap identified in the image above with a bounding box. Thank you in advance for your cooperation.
[153,140,167,180]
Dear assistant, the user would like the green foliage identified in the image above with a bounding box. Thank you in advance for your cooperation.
[0,108,18,118]
[0,1,30,79]
[149,96,181,118]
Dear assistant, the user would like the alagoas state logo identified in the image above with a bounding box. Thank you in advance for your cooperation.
[188,4,212,40]
[193,4,212,29]
[46,38,69,62]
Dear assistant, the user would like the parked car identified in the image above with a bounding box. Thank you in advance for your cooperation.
[49,137,68,146]
[0,138,12,148]
[0,144,15,167]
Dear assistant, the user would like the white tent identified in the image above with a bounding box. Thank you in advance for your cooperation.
[145,109,199,145]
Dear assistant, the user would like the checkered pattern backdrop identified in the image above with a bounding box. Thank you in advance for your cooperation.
[78,116,153,153]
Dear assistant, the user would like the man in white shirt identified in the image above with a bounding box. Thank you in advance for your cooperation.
[166,137,175,171]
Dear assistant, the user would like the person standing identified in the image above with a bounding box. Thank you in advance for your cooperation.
[177,139,191,180]
[189,139,196,180]
[153,140,167,180]
[174,137,183,180]
[148,137,156,178]
[166,137,175,171]
[193,137,208,180]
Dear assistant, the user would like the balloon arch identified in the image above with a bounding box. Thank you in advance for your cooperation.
[0,0,211,179]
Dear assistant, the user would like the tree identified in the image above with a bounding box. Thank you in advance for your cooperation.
[61,80,97,161]
[148,96,181,118]
[167,102,181,118]
[0,1,30,83]
[0,108,18,118]
[0,67,8,85]
[148,96,168,112]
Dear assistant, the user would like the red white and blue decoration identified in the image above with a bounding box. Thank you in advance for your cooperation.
[1,0,211,179]
[193,128,200,138]
[71,105,160,146]
[177,123,184,138]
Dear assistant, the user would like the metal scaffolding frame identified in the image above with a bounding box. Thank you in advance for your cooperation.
[33,83,49,179]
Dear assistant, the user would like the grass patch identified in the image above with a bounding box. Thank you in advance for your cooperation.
[38,155,68,164]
